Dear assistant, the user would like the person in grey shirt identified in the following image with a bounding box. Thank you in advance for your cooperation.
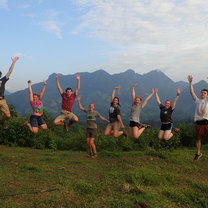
[77,96,109,158]
[129,83,154,139]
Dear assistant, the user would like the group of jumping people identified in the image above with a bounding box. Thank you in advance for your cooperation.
[0,57,208,160]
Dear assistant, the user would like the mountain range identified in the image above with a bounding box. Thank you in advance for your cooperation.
[6,69,208,126]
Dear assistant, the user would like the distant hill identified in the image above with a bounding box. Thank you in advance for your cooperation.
[6,69,208,126]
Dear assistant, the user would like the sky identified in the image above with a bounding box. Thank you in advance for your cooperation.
[0,0,208,92]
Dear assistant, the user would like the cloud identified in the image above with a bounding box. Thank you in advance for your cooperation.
[73,0,208,81]
[38,20,64,39]
[0,0,8,8]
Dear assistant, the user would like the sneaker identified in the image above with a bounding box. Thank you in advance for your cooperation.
[2,122,8,129]
[172,127,180,133]
[91,154,97,158]
[122,130,128,137]
[193,153,202,161]
[139,123,151,129]
[87,152,93,158]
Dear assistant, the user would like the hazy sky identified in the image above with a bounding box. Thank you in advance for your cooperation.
[0,0,207,92]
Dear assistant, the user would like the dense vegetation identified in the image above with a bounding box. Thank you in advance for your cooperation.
[0,107,196,151]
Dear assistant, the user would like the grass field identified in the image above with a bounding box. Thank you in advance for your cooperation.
[0,145,208,208]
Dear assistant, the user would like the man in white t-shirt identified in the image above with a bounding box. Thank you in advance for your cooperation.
[188,75,208,160]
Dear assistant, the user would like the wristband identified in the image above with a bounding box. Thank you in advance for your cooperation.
[177,93,180,96]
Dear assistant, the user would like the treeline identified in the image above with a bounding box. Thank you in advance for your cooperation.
[0,106,197,151]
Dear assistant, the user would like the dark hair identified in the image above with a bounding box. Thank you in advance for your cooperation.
[0,71,2,77]
[33,93,40,98]
[201,89,208,93]
[65,88,72,92]
[111,97,121,106]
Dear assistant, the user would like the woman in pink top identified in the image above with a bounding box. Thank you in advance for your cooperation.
[25,80,48,133]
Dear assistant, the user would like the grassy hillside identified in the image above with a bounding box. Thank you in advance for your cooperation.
[0,145,208,208]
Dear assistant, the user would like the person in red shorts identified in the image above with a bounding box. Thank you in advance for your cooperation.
[188,75,208,161]
[54,73,80,131]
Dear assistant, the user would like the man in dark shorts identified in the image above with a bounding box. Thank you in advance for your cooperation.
[54,73,80,131]
[188,75,208,161]
[0,57,19,129]
[77,96,109,158]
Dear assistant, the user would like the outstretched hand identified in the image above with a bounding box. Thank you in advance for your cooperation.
[56,73,61,79]
[131,83,138,88]
[155,88,158,93]
[75,74,80,80]
[27,80,32,86]
[11,57,19,62]
[151,88,155,94]
[176,88,181,95]
[114,86,120,90]
[187,75,193,83]
[43,80,47,85]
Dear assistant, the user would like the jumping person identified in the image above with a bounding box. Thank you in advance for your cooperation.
[129,83,154,139]
[54,73,80,131]
[0,57,19,129]
[155,88,180,140]
[188,75,208,160]
[25,80,48,133]
[104,86,127,138]
[77,96,109,158]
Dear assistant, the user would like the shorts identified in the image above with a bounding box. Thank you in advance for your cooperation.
[55,109,76,121]
[30,115,46,127]
[86,128,97,138]
[106,121,121,131]
[196,124,208,140]
[129,121,140,127]
[160,123,173,131]
[0,99,10,116]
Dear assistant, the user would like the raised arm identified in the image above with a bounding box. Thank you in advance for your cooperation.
[142,88,155,108]
[111,86,120,102]
[75,74,80,95]
[28,80,33,102]
[6,57,19,79]
[56,73,63,95]
[39,80,47,99]
[187,75,198,101]
[155,88,161,106]
[77,96,86,111]
[171,88,180,110]
[131,83,137,104]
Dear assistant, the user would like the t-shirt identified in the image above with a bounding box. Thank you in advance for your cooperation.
[194,98,208,121]
[159,104,173,123]
[109,105,120,123]
[31,100,44,116]
[61,93,76,112]
[130,103,142,123]
[84,110,101,129]
[0,76,9,97]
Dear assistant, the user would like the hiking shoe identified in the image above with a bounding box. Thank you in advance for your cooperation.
[63,120,69,132]
[122,129,128,137]
[172,127,180,133]
[193,153,202,161]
